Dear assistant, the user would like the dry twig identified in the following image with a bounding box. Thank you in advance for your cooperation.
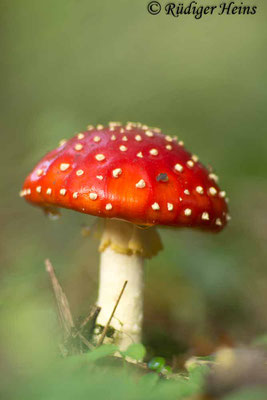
[79,305,101,330]
[45,258,74,340]
[45,258,98,353]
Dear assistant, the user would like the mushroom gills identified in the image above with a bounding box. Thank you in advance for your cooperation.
[98,219,163,258]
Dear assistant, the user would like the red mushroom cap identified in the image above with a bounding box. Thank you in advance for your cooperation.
[21,122,229,231]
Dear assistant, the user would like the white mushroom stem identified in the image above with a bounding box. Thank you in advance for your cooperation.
[95,219,162,350]
[97,247,144,349]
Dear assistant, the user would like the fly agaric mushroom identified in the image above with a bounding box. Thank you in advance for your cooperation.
[20,122,229,349]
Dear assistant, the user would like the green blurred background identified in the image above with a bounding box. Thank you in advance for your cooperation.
[1,0,267,396]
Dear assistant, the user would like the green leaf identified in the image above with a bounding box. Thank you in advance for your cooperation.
[161,365,172,375]
[85,344,118,362]
[148,357,166,372]
[122,343,146,361]
[188,364,209,389]
[138,372,159,388]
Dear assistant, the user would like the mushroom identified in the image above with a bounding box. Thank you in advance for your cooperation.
[20,122,229,349]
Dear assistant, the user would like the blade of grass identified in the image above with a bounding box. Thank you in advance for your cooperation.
[97,280,128,346]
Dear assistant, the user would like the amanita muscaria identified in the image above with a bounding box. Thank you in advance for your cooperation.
[21,122,229,349]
